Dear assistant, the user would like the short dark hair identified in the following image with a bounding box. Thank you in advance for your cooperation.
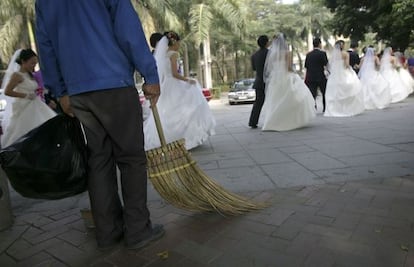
[313,37,321,47]
[16,49,37,65]
[150,32,163,48]
[257,35,269,48]
[350,42,358,49]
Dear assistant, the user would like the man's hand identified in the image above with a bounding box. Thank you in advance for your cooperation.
[59,95,74,117]
[142,83,160,106]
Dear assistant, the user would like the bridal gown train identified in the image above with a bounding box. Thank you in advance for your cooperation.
[324,48,365,117]
[143,50,216,150]
[262,71,316,131]
[358,49,392,110]
[1,72,57,148]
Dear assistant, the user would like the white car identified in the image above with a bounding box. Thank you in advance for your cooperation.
[228,78,256,105]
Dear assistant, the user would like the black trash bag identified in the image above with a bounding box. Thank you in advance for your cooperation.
[0,114,88,199]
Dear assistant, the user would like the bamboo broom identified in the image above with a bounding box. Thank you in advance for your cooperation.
[146,101,268,215]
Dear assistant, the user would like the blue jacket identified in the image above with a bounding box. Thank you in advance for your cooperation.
[35,0,159,97]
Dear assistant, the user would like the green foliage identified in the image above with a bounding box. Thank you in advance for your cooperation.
[323,0,414,50]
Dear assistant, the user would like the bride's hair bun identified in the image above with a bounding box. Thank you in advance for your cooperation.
[164,31,181,46]
[15,49,37,65]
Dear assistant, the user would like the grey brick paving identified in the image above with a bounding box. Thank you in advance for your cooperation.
[1,95,414,266]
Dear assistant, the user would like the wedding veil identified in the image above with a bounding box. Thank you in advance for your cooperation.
[358,47,375,79]
[1,49,23,137]
[153,36,169,84]
[263,33,289,85]
[380,47,392,72]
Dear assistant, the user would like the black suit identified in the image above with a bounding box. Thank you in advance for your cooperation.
[304,48,328,112]
[348,49,360,73]
[248,47,268,127]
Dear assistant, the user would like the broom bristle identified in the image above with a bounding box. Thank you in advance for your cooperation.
[146,139,268,215]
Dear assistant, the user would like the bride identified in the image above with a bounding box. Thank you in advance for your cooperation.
[358,47,392,109]
[261,33,315,131]
[324,41,365,117]
[1,49,56,148]
[380,47,410,103]
[143,31,216,150]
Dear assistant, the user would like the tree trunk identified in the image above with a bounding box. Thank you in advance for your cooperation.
[183,43,190,77]
[307,27,313,52]
[202,36,213,89]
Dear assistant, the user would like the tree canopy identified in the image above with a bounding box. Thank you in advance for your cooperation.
[324,0,414,50]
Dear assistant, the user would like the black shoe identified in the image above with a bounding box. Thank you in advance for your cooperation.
[126,224,165,250]
[249,125,258,129]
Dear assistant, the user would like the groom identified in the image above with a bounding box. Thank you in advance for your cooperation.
[305,37,328,112]
[248,35,270,129]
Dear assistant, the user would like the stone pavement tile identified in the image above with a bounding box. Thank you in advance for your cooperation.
[204,166,275,192]
[172,240,222,265]
[102,249,150,267]
[211,241,302,267]
[24,224,70,244]
[40,215,80,231]
[350,223,384,245]
[0,225,28,253]
[247,148,292,165]
[288,212,334,226]
[244,207,295,226]
[332,251,382,267]
[49,208,81,220]
[374,240,408,267]
[285,232,323,260]
[405,248,414,267]
[316,203,345,218]
[261,162,321,188]
[337,151,414,167]
[45,239,99,266]
[278,145,316,154]
[0,253,17,267]
[331,212,362,231]
[57,229,90,247]
[289,151,347,171]
[220,218,276,237]
[302,223,352,240]
[306,138,397,158]
[318,236,375,257]
[15,252,59,267]
[343,199,389,217]
[302,246,336,267]
[360,215,412,230]
[217,156,255,169]
[7,238,61,261]
[271,219,306,241]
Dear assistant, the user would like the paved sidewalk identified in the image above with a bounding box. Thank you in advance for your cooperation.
[1,95,414,267]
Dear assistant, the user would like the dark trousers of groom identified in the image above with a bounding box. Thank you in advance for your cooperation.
[248,87,265,127]
[305,79,327,112]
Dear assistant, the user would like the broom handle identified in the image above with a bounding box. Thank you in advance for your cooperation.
[149,100,168,147]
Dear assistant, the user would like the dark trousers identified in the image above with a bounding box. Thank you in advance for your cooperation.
[305,79,327,112]
[70,87,151,246]
[248,88,265,127]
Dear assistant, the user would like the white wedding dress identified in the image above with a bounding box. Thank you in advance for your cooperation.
[261,34,315,131]
[1,71,57,148]
[324,46,365,117]
[380,48,410,103]
[143,37,216,150]
[358,48,392,110]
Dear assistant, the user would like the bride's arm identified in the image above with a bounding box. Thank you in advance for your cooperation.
[169,53,194,83]
[4,73,31,99]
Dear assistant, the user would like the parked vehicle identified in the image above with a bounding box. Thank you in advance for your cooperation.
[228,78,256,105]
